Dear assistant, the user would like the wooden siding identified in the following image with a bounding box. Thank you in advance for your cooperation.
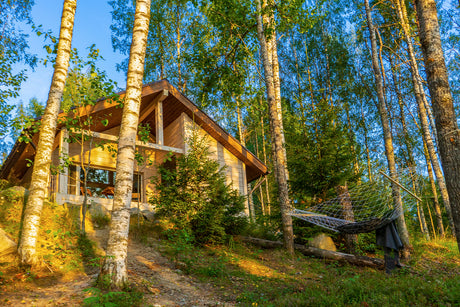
[182,113,247,196]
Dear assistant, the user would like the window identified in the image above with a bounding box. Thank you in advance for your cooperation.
[66,165,143,201]
[81,167,116,197]
[68,165,78,195]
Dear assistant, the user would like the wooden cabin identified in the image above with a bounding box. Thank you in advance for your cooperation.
[0,80,268,214]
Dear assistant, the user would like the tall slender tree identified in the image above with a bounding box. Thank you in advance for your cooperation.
[364,0,411,258]
[256,0,294,255]
[394,0,454,233]
[415,0,460,249]
[100,0,151,288]
[17,0,77,266]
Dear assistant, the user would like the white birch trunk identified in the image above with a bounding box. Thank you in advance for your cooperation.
[395,0,454,233]
[364,0,412,257]
[257,0,294,255]
[100,0,151,288]
[415,0,460,248]
[18,0,76,266]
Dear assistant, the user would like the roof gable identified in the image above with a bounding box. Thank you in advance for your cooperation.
[1,80,267,182]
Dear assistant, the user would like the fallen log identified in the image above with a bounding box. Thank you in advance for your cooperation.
[239,236,384,268]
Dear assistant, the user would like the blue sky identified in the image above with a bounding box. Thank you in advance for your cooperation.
[12,0,126,107]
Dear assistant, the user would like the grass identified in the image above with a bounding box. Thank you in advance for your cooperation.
[0,186,458,306]
[151,228,460,306]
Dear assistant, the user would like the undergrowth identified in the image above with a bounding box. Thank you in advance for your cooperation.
[83,287,143,307]
[148,221,460,306]
[0,186,99,274]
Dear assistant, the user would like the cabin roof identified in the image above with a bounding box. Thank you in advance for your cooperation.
[0,79,268,182]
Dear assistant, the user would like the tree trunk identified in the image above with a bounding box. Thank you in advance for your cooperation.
[236,99,255,220]
[364,0,412,258]
[100,0,151,288]
[423,142,445,237]
[389,55,430,239]
[81,134,93,234]
[18,0,76,266]
[414,0,460,248]
[240,236,384,268]
[335,185,358,254]
[395,0,455,233]
[260,114,271,215]
[360,102,373,182]
[256,0,294,255]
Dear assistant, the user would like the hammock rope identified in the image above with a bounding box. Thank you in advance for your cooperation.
[290,169,422,234]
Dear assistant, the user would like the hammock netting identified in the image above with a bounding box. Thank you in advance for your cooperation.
[290,169,423,234]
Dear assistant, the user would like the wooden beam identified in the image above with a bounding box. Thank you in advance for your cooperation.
[156,98,164,145]
[139,89,168,123]
[78,129,183,154]
[58,128,69,194]
[137,141,183,154]
[379,171,422,202]
[249,176,266,195]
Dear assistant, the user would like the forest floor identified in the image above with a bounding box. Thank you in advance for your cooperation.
[1,222,460,306]
[0,227,231,306]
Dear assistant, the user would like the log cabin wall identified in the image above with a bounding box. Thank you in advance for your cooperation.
[54,125,157,209]
[43,111,248,212]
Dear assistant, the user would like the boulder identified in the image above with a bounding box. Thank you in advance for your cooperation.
[309,233,337,252]
[0,228,16,257]
[141,210,155,222]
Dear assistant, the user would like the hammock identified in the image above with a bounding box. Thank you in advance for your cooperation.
[290,169,421,234]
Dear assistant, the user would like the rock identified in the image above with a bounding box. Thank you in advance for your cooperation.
[0,228,17,257]
[309,233,336,252]
[141,210,155,222]
[130,207,140,216]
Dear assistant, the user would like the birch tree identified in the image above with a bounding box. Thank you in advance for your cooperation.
[394,0,454,233]
[364,0,412,258]
[256,0,294,255]
[100,0,151,288]
[414,0,460,249]
[18,0,77,266]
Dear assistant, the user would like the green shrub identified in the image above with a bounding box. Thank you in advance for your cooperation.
[151,131,247,245]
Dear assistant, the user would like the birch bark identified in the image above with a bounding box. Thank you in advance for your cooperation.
[256,0,294,255]
[415,0,460,248]
[100,0,151,288]
[18,0,77,266]
[394,0,454,233]
[364,0,412,258]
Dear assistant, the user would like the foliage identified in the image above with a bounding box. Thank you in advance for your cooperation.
[83,287,143,307]
[110,0,197,89]
[151,131,247,245]
[61,45,119,113]
[154,232,460,306]
[90,212,111,229]
[0,0,37,154]
[10,97,45,148]
[287,99,359,201]
[0,184,101,273]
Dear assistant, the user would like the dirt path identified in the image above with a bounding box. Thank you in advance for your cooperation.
[0,233,232,306]
[127,240,230,306]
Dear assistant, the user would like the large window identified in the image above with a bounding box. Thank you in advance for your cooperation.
[67,165,143,201]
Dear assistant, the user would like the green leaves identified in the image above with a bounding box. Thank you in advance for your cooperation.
[152,131,247,245]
